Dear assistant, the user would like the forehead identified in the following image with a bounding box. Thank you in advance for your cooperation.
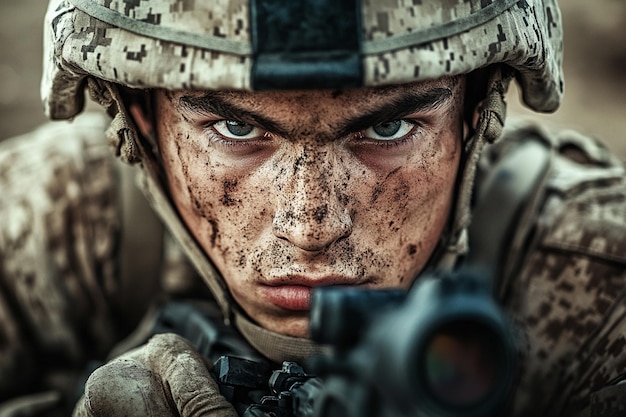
[167,77,463,118]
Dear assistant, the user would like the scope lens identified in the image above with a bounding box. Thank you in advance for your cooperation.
[423,320,501,407]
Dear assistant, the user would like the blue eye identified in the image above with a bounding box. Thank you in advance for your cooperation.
[364,120,416,140]
[225,120,254,136]
[373,120,401,137]
[212,120,263,140]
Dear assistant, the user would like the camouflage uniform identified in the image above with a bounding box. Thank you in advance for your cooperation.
[1,112,624,416]
[3,0,626,416]
[0,112,189,413]
[483,122,626,416]
[0,114,143,407]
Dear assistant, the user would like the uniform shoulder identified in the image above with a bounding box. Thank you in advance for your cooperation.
[504,119,626,264]
[0,112,124,396]
[478,119,626,275]
[491,120,626,416]
[0,112,112,179]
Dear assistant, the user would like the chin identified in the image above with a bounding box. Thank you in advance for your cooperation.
[266,317,310,339]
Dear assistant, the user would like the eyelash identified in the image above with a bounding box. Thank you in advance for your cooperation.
[202,119,425,148]
[354,121,425,148]
[202,122,270,148]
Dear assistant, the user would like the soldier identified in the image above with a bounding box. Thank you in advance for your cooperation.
[0,0,625,416]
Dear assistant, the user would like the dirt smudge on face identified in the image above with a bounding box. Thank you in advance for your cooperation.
[393,179,410,204]
[371,166,403,204]
[371,184,384,204]
[314,204,328,223]
[221,179,239,207]
[208,219,219,247]
[292,154,305,175]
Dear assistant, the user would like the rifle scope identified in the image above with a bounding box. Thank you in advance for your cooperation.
[309,268,516,417]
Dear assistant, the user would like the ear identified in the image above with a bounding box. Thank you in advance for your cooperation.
[129,102,154,140]
[120,87,155,140]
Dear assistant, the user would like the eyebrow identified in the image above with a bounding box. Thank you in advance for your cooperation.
[337,88,452,136]
[178,92,286,134]
[177,87,453,137]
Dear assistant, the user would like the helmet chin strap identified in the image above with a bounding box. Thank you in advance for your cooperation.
[434,65,514,271]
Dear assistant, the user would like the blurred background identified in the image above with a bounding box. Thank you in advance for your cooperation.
[0,0,624,156]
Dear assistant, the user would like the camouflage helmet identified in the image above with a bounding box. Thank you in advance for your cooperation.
[42,0,563,120]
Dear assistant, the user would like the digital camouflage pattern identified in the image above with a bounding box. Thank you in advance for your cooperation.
[485,122,626,416]
[42,0,563,120]
[0,114,625,416]
[0,114,121,399]
[0,113,165,408]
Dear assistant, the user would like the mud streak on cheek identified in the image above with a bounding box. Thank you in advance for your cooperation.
[170,132,224,250]
[221,179,239,207]
[173,136,202,214]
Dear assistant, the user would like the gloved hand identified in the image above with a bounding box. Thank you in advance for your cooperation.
[72,333,238,417]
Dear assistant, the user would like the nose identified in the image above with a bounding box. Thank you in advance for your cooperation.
[272,149,353,253]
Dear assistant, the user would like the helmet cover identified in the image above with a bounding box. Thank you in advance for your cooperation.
[42,0,564,120]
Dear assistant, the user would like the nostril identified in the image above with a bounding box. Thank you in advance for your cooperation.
[272,206,353,252]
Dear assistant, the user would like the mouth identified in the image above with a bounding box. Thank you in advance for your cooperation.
[260,275,372,311]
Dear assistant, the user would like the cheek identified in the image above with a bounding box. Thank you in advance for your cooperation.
[366,169,450,245]
[369,129,458,215]
[159,125,272,277]
[361,135,460,283]
[159,123,214,216]
[158,118,222,242]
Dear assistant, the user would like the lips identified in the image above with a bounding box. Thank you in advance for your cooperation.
[260,275,370,311]
[261,285,314,311]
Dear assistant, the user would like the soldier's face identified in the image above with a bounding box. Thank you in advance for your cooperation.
[153,78,464,337]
